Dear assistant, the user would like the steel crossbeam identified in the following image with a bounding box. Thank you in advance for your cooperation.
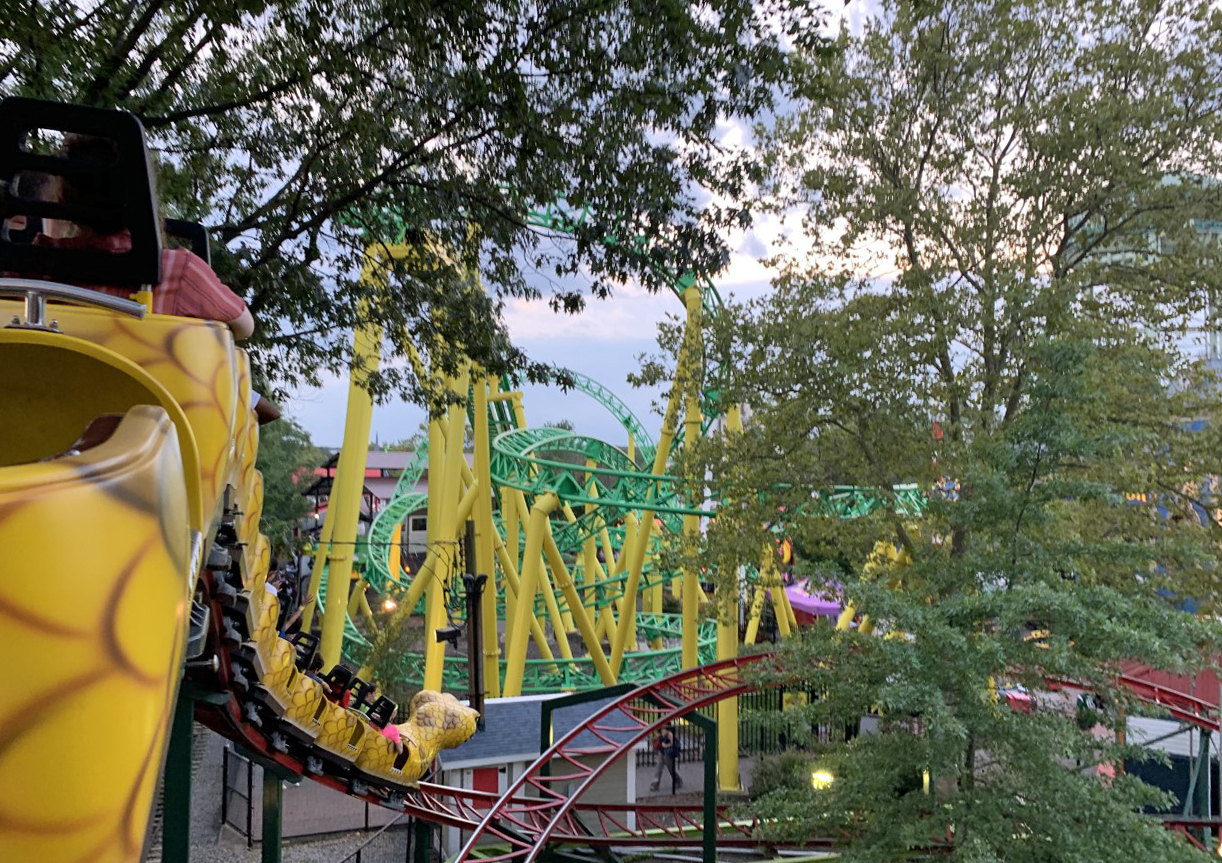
[454,654,773,863]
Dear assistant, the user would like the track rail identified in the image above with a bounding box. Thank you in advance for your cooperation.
[455,654,776,863]
[444,659,1222,863]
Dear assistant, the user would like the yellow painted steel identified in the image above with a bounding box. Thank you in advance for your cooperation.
[541,523,615,685]
[717,404,744,790]
[319,299,381,670]
[506,487,573,657]
[490,528,558,667]
[423,365,471,691]
[503,492,559,696]
[744,584,766,645]
[389,523,403,580]
[607,275,699,676]
[501,484,520,656]
[681,285,703,669]
[473,373,501,698]
[0,405,191,863]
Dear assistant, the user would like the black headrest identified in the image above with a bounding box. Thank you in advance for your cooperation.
[0,97,163,286]
[324,665,354,689]
[348,677,373,707]
[165,218,210,265]
[366,696,397,728]
[290,631,320,670]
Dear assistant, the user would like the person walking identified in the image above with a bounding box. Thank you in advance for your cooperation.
[650,723,682,792]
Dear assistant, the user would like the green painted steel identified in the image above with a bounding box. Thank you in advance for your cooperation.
[160,694,194,863]
[346,613,718,694]
[321,197,930,695]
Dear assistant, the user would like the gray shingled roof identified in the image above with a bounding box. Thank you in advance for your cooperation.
[439,692,634,768]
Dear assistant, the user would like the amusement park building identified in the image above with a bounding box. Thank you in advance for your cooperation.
[436,693,642,857]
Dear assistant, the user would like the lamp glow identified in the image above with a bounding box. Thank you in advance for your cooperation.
[810,769,834,790]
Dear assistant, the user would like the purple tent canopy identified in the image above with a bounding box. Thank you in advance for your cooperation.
[785,581,842,619]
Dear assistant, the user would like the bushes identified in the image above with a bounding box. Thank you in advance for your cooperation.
[749,750,816,800]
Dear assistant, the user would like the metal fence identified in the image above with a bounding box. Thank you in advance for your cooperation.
[635,688,826,770]
[221,745,416,862]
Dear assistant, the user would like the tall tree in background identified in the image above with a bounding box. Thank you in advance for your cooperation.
[257,417,323,560]
[0,0,816,404]
[677,0,1222,858]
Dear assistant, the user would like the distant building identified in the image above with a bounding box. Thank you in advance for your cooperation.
[300,448,474,563]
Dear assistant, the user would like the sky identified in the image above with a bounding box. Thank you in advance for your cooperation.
[287,2,876,449]
[288,215,786,449]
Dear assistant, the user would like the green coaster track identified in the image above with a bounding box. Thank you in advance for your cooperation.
[318,200,928,694]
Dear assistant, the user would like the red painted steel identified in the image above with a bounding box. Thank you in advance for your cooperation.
[455,654,777,863]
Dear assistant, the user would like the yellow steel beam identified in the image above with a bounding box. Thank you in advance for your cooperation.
[744,584,766,645]
[541,524,614,685]
[681,285,703,669]
[320,293,382,670]
[508,488,572,659]
[423,366,471,691]
[717,404,744,791]
[503,492,559,696]
[491,525,557,666]
[502,485,519,653]
[473,372,501,698]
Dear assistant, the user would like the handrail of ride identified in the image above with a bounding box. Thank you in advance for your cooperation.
[0,277,147,320]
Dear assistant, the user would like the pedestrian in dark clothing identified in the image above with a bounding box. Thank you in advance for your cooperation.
[650,724,682,792]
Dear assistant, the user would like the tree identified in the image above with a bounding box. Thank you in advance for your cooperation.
[0,0,819,406]
[678,0,1222,858]
[256,417,324,559]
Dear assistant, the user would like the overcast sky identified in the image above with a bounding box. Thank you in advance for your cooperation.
[288,212,786,448]
[287,2,880,449]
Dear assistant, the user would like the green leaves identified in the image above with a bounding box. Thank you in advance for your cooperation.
[700,0,1222,857]
[1,0,807,401]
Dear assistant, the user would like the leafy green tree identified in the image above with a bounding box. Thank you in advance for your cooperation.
[665,0,1222,858]
[0,0,818,405]
[256,416,323,559]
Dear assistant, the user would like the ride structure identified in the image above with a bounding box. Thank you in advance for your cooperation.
[4,95,1212,863]
[0,98,482,863]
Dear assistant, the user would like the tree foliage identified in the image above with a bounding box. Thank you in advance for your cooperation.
[256,416,323,559]
[0,0,817,403]
[663,0,1222,858]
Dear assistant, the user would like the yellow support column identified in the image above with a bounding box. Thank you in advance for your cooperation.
[492,529,557,667]
[504,493,559,696]
[718,404,744,790]
[609,278,696,675]
[502,485,520,658]
[761,552,792,639]
[319,295,381,670]
[744,585,766,645]
[681,285,703,669]
[542,528,614,685]
[423,366,471,691]
[509,489,571,658]
[473,373,501,698]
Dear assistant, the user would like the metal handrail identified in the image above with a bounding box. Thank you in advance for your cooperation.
[0,276,147,322]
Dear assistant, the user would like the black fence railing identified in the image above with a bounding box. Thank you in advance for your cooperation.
[221,745,255,848]
[220,745,414,861]
[634,688,827,770]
